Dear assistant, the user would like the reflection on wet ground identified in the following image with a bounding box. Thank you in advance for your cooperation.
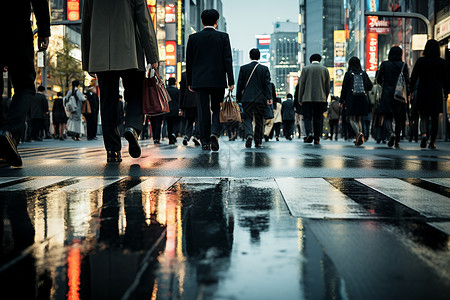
[0,176,450,299]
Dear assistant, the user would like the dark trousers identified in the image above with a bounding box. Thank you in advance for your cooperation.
[243,102,265,145]
[283,120,295,139]
[85,112,98,139]
[196,88,225,145]
[329,119,339,140]
[0,37,36,143]
[184,109,199,139]
[150,115,163,141]
[165,115,180,138]
[420,113,439,143]
[302,102,326,141]
[383,113,406,143]
[97,70,144,151]
[30,118,44,139]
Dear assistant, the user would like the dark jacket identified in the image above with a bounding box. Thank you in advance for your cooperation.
[236,62,271,103]
[377,60,410,115]
[281,99,295,121]
[186,28,234,89]
[410,56,449,114]
[166,85,180,117]
[328,100,340,120]
[52,97,67,124]
[30,92,49,119]
[86,91,100,115]
[340,70,373,116]
[294,83,302,114]
[180,72,196,109]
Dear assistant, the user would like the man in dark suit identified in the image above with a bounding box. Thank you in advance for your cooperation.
[281,93,295,140]
[165,77,180,144]
[85,85,100,140]
[0,1,50,167]
[186,9,234,151]
[236,49,272,148]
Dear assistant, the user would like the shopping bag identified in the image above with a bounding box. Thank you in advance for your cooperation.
[264,103,274,119]
[219,94,242,123]
[82,100,92,115]
[142,71,171,115]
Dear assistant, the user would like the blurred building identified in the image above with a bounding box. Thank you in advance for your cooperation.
[232,48,244,85]
[270,20,299,98]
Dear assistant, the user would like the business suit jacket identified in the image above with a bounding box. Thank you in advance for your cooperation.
[298,62,330,103]
[281,99,295,121]
[81,0,158,73]
[376,60,409,115]
[180,72,197,109]
[166,85,180,117]
[30,93,49,120]
[186,28,234,89]
[236,62,271,104]
[410,56,449,114]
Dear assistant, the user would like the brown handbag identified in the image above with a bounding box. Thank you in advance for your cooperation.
[82,100,92,115]
[142,71,172,115]
[219,94,242,123]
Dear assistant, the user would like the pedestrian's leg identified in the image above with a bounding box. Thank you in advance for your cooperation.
[302,103,313,140]
[210,88,225,138]
[122,70,144,133]
[196,89,212,145]
[243,103,254,139]
[429,113,439,148]
[253,103,265,145]
[150,116,162,142]
[312,104,324,142]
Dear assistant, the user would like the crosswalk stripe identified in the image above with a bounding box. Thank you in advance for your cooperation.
[0,177,22,185]
[129,177,180,192]
[276,178,372,219]
[421,178,450,188]
[357,178,450,218]
[59,177,126,191]
[0,176,73,192]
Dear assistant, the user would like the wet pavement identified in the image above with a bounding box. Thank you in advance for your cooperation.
[0,138,449,299]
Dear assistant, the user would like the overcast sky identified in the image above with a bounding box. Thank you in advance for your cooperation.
[222,0,299,63]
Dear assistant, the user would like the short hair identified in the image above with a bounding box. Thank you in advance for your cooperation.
[286,93,293,99]
[201,9,220,26]
[249,48,260,60]
[119,95,123,99]
[168,77,176,86]
[57,92,63,97]
[423,39,440,58]
[37,85,45,92]
[310,54,322,63]
[72,80,80,88]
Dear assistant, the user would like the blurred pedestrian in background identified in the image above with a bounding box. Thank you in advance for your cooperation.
[151,116,163,144]
[166,77,180,144]
[264,82,278,142]
[82,0,159,162]
[377,46,409,149]
[85,85,99,140]
[117,95,126,137]
[340,56,372,146]
[30,85,49,141]
[294,83,304,139]
[410,39,449,149]
[0,0,50,167]
[52,92,67,140]
[298,54,330,145]
[281,93,295,140]
[180,72,200,146]
[65,80,86,141]
[327,96,340,141]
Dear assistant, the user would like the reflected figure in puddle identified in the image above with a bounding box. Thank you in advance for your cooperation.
[0,195,52,299]
[80,190,166,299]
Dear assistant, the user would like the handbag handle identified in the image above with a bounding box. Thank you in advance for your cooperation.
[241,63,259,96]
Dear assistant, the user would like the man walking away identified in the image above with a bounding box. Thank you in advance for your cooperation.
[0,0,50,167]
[166,77,180,144]
[180,72,200,146]
[186,9,234,151]
[328,96,340,140]
[85,85,100,140]
[30,86,49,141]
[298,54,330,145]
[236,49,272,148]
[282,94,295,140]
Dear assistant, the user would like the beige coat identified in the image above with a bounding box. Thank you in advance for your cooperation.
[298,62,330,103]
[81,0,158,73]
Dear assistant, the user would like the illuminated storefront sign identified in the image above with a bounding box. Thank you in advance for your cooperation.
[366,32,378,72]
[334,30,346,65]
[256,35,271,67]
[166,66,176,74]
[177,0,182,45]
[368,16,390,34]
[165,4,176,23]
[165,41,176,66]
[66,0,80,21]
[147,0,157,27]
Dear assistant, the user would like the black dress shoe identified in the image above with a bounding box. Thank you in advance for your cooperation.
[210,135,219,151]
[193,137,200,146]
[183,138,188,146]
[124,127,141,158]
[420,137,427,148]
[0,130,22,167]
[304,135,313,143]
[107,151,122,162]
[245,136,253,148]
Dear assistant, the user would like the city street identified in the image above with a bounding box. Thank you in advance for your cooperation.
[0,137,449,300]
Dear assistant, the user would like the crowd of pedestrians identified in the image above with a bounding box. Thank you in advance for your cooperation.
[0,3,449,167]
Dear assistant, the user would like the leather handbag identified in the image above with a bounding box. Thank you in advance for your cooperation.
[220,94,242,123]
[142,71,172,115]
[82,100,92,115]
[264,103,274,119]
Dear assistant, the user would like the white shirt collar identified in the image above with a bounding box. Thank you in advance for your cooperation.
[312,61,320,64]
[203,26,216,30]
[251,60,259,63]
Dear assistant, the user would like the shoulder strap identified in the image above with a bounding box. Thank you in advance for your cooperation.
[242,63,259,95]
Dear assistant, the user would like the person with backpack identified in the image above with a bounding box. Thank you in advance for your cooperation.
[377,46,410,149]
[64,80,86,141]
[340,56,373,146]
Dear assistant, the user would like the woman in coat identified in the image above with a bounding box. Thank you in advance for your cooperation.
[81,0,159,162]
[410,39,449,149]
[65,80,86,141]
[52,92,67,140]
[377,46,410,148]
[340,56,373,146]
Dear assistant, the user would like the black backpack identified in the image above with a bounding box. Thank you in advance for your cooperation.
[350,71,366,96]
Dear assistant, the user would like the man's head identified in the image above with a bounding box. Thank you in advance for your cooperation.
[201,9,220,27]
[119,95,123,101]
[249,48,260,61]
[286,93,293,99]
[168,77,176,86]
[309,54,322,63]
[37,85,45,92]
[57,92,63,97]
